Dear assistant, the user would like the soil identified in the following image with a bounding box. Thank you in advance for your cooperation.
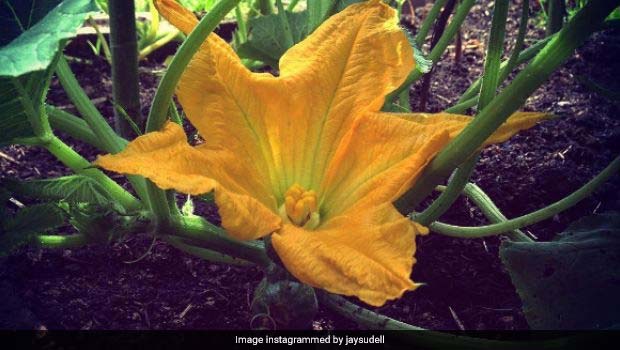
[1,0,619,330]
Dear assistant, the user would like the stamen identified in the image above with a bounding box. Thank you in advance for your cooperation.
[279,184,321,229]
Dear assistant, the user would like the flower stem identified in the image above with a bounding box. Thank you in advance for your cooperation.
[145,0,241,132]
[170,215,270,267]
[164,235,252,266]
[396,0,618,213]
[143,0,241,225]
[429,156,620,238]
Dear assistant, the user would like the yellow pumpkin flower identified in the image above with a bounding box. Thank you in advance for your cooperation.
[96,0,547,306]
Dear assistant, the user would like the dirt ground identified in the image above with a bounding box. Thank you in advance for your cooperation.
[1,0,619,330]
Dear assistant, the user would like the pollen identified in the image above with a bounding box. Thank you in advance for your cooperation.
[279,184,320,229]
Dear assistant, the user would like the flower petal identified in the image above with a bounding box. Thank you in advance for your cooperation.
[275,0,415,190]
[395,111,549,143]
[154,0,198,35]
[321,111,548,218]
[95,122,281,240]
[271,203,427,306]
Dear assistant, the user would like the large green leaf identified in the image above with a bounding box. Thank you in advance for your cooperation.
[0,0,97,77]
[0,203,66,256]
[3,175,114,206]
[500,212,620,329]
[237,10,308,68]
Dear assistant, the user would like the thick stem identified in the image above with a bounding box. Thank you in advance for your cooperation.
[395,0,618,213]
[46,106,127,151]
[416,0,509,226]
[108,0,143,137]
[144,0,241,225]
[430,156,620,238]
[44,136,141,212]
[170,215,270,268]
[164,235,252,266]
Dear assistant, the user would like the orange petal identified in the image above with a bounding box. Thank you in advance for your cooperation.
[277,0,415,190]
[320,111,548,219]
[154,0,198,34]
[271,203,427,306]
[95,122,281,240]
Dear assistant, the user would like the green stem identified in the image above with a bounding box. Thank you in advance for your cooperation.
[429,156,620,238]
[44,136,141,212]
[144,0,241,225]
[450,0,533,112]
[415,156,476,226]
[498,0,531,87]
[414,0,448,47]
[46,106,126,150]
[55,58,148,206]
[385,0,475,105]
[395,0,618,213]
[146,0,240,132]
[416,0,509,226]
[254,0,274,15]
[435,183,533,242]
[275,0,295,49]
[164,235,252,266]
[37,234,88,248]
[108,0,143,137]
[171,215,270,267]
[55,57,123,154]
[476,0,509,110]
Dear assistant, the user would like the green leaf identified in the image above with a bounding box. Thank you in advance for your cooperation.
[0,58,58,146]
[3,175,114,206]
[0,0,97,77]
[307,0,336,33]
[1,203,66,256]
[500,212,620,330]
[237,10,308,68]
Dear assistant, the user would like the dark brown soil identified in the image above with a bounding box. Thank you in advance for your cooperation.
[1,0,619,330]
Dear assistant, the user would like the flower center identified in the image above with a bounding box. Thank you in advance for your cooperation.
[279,184,320,229]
